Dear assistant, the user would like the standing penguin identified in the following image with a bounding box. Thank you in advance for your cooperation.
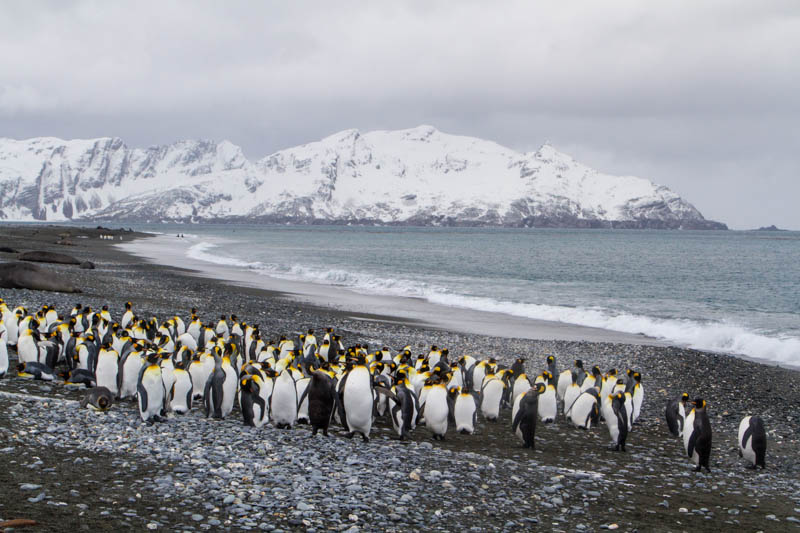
[423,378,450,440]
[512,383,546,449]
[301,370,337,436]
[203,349,227,419]
[629,372,644,423]
[0,323,8,378]
[738,415,767,469]
[605,393,629,452]
[480,372,506,422]
[168,360,194,415]
[94,344,119,396]
[665,393,690,437]
[453,387,478,434]
[240,374,269,428]
[389,371,419,440]
[339,354,375,441]
[538,380,557,423]
[137,353,166,423]
[271,368,299,429]
[683,398,712,472]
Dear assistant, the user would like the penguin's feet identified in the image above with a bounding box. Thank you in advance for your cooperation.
[360,434,369,443]
[346,432,354,439]
[694,465,702,472]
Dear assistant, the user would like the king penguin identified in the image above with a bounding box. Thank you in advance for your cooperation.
[168,359,194,415]
[605,392,629,452]
[271,368,299,429]
[423,377,450,440]
[137,353,166,423]
[338,353,376,441]
[738,415,766,469]
[453,387,478,434]
[567,388,600,429]
[665,392,690,437]
[240,374,269,428]
[512,383,546,449]
[0,322,8,378]
[301,370,337,436]
[683,398,712,472]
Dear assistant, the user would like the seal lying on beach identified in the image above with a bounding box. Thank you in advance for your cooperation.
[0,262,81,293]
[17,250,82,265]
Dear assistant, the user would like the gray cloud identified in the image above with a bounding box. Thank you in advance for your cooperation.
[2,0,799,228]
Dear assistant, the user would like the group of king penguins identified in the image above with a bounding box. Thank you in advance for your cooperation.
[0,298,767,471]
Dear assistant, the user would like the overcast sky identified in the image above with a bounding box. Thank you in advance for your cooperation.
[2,1,798,229]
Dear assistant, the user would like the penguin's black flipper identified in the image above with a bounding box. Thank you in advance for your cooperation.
[741,426,753,451]
[511,408,524,434]
[374,386,397,402]
[137,383,149,415]
[687,430,698,459]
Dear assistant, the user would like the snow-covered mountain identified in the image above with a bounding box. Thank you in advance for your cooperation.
[0,126,726,229]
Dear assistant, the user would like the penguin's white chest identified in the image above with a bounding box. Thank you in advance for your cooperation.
[343,368,373,434]
[454,395,476,433]
[538,387,557,422]
[481,379,504,420]
[95,354,119,393]
[424,387,449,436]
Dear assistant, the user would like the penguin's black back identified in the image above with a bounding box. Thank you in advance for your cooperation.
[694,409,712,469]
[748,416,767,468]
[665,396,680,437]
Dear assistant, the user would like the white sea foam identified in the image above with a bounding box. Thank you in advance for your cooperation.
[185,242,800,366]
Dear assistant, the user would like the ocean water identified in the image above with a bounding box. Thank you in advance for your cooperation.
[129,223,800,366]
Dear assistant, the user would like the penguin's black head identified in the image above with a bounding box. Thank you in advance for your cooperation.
[575,359,583,368]
[546,355,554,364]
[448,386,459,397]
[102,305,108,311]
[125,302,131,310]
[693,398,706,409]
[634,372,641,382]
[98,396,110,410]
[535,383,546,395]
[607,368,617,376]
[681,392,689,402]
[16,362,26,372]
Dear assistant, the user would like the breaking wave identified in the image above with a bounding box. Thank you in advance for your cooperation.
[185,241,800,366]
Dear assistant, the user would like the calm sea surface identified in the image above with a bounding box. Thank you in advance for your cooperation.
[124,224,800,365]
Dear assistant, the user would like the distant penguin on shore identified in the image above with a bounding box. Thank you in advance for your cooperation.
[137,353,166,423]
[0,323,8,378]
[567,388,600,429]
[301,370,337,436]
[271,368,299,429]
[738,415,767,469]
[512,383,546,449]
[240,374,269,428]
[605,392,629,452]
[684,398,712,472]
[665,393,690,437]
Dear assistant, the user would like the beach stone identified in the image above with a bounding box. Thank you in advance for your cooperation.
[20,483,42,491]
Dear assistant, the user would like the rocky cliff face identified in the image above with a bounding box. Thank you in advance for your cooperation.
[0,126,727,229]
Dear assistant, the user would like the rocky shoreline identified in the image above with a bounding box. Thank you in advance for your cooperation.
[0,224,798,532]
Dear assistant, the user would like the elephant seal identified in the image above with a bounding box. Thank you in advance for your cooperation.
[0,262,81,293]
[17,251,81,265]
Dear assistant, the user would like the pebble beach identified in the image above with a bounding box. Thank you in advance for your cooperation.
[1,224,799,532]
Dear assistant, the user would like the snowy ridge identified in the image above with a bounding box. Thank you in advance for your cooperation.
[0,126,726,228]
